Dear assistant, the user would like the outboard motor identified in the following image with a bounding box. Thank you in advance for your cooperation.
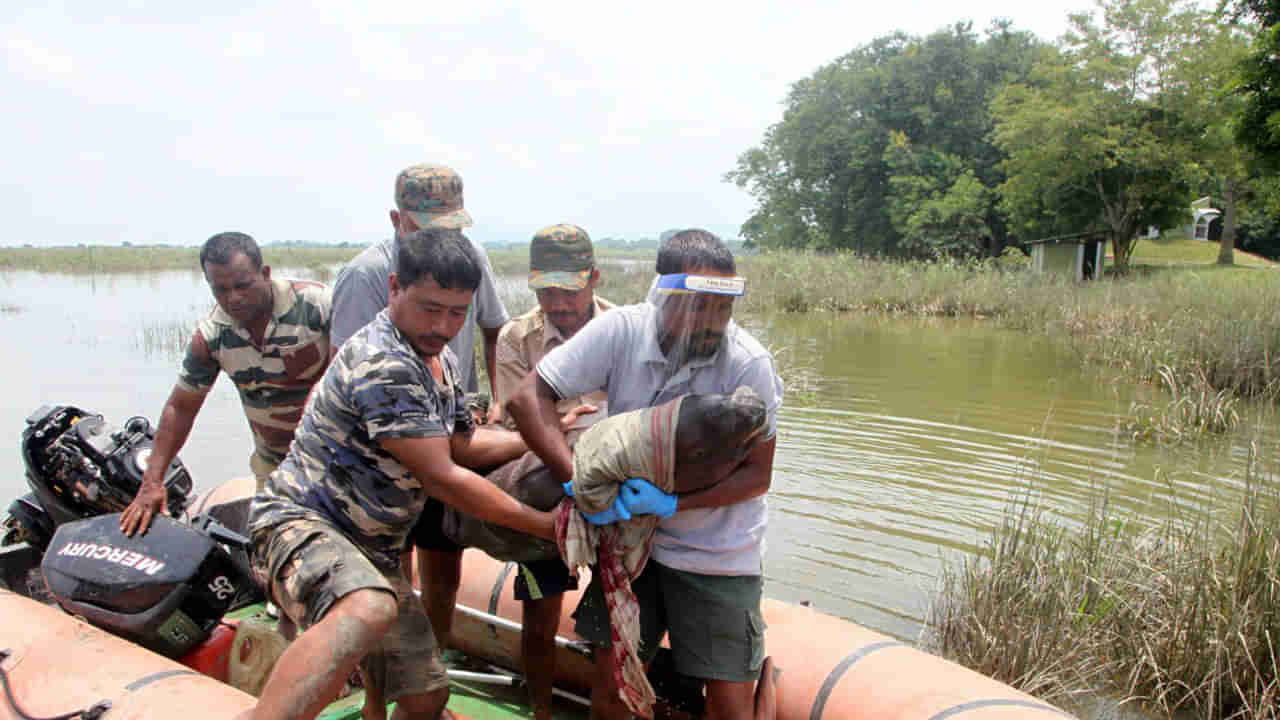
[40,513,251,659]
[14,405,193,546]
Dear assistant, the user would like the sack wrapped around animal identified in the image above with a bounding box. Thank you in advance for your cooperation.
[441,386,768,564]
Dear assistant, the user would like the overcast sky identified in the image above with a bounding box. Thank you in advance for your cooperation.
[4,0,1095,248]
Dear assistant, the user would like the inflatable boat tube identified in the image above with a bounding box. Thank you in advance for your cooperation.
[447,552,1074,720]
[0,589,255,720]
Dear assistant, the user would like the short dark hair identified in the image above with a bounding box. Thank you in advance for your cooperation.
[396,227,482,291]
[200,232,262,271]
[655,229,735,275]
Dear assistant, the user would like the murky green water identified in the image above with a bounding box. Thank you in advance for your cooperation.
[0,269,1270,645]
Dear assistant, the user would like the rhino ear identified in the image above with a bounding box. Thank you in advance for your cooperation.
[728,386,767,434]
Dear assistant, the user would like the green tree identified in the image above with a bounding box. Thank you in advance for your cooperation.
[993,0,1201,273]
[1233,0,1280,165]
[728,23,1041,256]
[1174,22,1256,265]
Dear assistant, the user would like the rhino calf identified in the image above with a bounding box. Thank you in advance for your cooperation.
[442,387,767,564]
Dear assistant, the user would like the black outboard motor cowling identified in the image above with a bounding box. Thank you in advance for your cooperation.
[41,514,246,659]
[19,405,192,537]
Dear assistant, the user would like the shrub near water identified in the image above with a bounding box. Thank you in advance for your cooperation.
[926,454,1280,720]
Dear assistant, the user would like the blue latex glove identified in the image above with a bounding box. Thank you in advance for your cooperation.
[563,481,632,525]
[619,477,678,518]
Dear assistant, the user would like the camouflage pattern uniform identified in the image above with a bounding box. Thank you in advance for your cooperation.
[177,276,330,488]
[249,308,474,700]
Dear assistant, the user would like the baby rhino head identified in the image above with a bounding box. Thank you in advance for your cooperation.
[672,386,768,494]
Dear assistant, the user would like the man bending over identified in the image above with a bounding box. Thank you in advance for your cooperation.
[244,227,553,720]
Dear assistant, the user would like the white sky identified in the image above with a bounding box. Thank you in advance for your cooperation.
[3,0,1094,248]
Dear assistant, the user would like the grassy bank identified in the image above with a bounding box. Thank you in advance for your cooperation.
[925,445,1280,720]
[1125,234,1276,267]
[0,245,361,275]
[8,242,1278,414]
[738,250,1280,412]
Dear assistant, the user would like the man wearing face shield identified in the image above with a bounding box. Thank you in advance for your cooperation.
[507,229,783,720]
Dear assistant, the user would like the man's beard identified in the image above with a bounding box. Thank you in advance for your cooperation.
[663,330,723,364]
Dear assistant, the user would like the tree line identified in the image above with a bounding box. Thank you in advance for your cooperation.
[727,0,1280,272]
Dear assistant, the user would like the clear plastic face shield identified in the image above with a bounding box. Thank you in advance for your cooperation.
[647,272,746,364]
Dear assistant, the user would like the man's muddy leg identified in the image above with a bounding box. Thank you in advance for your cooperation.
[389,688,452,720]
[248,589,397,720]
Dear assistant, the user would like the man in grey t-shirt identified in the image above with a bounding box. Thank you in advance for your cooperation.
[331,163,509,399]
[508,229,783,720]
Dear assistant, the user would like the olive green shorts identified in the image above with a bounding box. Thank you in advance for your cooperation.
[572,560,767,683]
[252,516,449,700]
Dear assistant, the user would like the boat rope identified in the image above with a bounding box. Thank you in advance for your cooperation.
[0,649,112,720]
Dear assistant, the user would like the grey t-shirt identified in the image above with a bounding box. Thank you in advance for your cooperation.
[536,302,783,576]
[331,236,509,393]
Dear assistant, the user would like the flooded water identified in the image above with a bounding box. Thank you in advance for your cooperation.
[0,268,1271,645]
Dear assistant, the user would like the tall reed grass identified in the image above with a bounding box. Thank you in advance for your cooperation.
[738,252,1280,410]
[926,445,1280,720]
[0,246,361,274]
[1124,364,1242,444]
[137,319,194,359]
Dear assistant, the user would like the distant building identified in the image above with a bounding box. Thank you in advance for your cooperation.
[1189,196,1223,241]
[1026,232,1106,281]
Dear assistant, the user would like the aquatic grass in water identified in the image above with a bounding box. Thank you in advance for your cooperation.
[1124,365,1241,445]
[137,318,196,360]
[926,443,1280,720]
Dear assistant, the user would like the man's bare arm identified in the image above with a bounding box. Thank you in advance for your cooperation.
[490,328,528,428]
[482,325,502,415]
[380,435,555,540]
[506,373,574,485]
[671,437,776,511]
[120,386,207,535]
[450,425,527,470]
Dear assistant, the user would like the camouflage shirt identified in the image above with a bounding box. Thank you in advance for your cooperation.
[249,309,475,569]
[177,276,331,468]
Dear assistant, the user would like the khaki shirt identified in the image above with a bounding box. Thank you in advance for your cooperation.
[493,295,614,430]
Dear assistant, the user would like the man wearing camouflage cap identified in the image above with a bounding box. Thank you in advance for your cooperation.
[332,163,508,395]
[509,229,783,720]
[330,163,509,664]
[491,224,613,720]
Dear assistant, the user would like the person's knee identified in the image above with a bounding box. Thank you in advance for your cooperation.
[704,678,757,720]
[332,588,398,638]
[389,687,450,720]
[420,549,462,585]
[522,596,562,643]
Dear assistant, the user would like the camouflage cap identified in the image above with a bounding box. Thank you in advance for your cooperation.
[528,224,594,291]
[394,164,473,229]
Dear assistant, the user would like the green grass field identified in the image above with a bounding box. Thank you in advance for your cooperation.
[1125,233,1276,267]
